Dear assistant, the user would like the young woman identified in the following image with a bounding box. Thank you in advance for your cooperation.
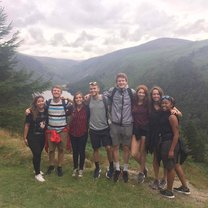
[159,95,190,199]
[68,92,89,178]
[23,95,47,182]
[131,85,149,183]
[149,86,182,190]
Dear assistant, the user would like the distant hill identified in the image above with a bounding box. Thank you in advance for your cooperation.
[15,53,81,84]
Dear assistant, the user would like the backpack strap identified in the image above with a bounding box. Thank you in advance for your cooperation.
[102,95,109,126]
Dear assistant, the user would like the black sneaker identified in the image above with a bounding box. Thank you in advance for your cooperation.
[46,165,54,175]
[138,172,145,183]
[113,170,121,182]
[160,189,175,199]
[57,166,63,177]
[173,186,190,195]
[106,167,114,179]
[122,170,128,183]
[93,168,101,179]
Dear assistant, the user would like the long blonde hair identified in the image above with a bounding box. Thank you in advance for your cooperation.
[31,95,45,120]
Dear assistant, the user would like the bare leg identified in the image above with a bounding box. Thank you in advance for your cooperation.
[175,164,188,187]
[166,168,175,191]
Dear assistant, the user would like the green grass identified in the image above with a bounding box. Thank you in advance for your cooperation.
[0,129,208,208]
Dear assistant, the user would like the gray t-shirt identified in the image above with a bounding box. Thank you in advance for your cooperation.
[89,95,108,130]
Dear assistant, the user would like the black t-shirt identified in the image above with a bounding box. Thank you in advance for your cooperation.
[25,111,47,135]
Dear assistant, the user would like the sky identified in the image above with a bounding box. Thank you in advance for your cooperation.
[1,0,208,60]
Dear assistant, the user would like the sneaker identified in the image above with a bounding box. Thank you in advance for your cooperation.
[122,170,128,183]
[158,179,167,190]
[138,172,145,184]
[160,189,175,199]
[46,166,54,175]
[35,174,45,182]
[149,179,159,190]
[78,170,83,178]
[72,169,78,177]
[57,166,63,177]
[173,186,190,195]
[143,167,148,178]
[113,170,121,182]
[93,168,101,179]
[106,167,114,179]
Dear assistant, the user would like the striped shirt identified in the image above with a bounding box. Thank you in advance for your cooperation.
[47,99,68,132]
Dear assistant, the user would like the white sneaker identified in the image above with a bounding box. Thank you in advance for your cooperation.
[72,169,78,177]
[35,174,45,182]
[78,170,83,178]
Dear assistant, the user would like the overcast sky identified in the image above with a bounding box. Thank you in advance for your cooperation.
[2,0,208,60]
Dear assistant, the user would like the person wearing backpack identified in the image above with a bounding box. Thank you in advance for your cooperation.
[103,73,135,182]
[86,82,114,179]
[45,85,72,177]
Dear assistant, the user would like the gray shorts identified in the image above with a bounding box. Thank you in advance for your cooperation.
[110,123,133,146]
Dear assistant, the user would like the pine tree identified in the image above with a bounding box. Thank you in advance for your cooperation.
[0,6,50,132]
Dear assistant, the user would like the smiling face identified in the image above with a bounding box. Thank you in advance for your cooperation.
[74,93,84,106]
[137,88,146,101]
[36,97,45,110]
[116,77,127,89]
[161,99,173,111]
[151,89,161,102]
[89,84,100,97]
[52,87,62,99]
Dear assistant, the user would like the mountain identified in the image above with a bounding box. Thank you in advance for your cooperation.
[15,53,81,84]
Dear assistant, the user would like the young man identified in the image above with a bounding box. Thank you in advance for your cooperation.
[104,73,135,182]
[87,82,114,179]
[45,85,72,177]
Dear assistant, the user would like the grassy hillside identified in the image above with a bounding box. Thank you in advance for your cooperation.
[0,129,207,208]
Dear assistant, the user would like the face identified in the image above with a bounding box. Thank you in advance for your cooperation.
[137,88,145,101]
[36,97,45,110]
[161,99,173,111]
[74,94,84,105]
[52,87,62,98]
[116,77,127,89]
[151,89,161,102]
[89,85,100,97]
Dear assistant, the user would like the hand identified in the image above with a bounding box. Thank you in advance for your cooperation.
[170,109,177,115]
[25,108,31,116]
[24,138,28,146]
[84,94,90,101]
[168,150,174,158]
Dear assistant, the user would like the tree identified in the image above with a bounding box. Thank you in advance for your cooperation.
[0,6,50,132]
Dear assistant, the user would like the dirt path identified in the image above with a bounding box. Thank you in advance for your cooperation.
[128,170,208,207]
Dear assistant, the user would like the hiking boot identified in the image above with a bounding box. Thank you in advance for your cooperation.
[78,170,83,178]
[158,179,167,190]
[46,165,54,175]
[173,186,190,195]
[160,189,175,199]
[122,170,128,183]
[143,167,148,178]
[72,169,78,177]
[106,167,114,179]
[138,172,145,184]
[35,174,45,182]
[93,168,101,179]
[57,166,63,177]
[149,179,159,190]
[113,170,121,182]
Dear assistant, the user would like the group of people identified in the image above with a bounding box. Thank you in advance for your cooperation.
[23,72,190,199]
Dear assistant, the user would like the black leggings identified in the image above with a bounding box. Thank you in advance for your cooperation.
[70,134,88,170]
[28,134,45,175]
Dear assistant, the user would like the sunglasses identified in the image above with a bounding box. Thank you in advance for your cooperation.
[89,81,97,85]
[161,95,175,104]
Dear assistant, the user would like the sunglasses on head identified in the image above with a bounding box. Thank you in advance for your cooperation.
[161,95,175,104]
[89,81,97,85]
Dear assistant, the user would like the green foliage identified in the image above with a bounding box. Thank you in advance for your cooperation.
[0,6,50,132]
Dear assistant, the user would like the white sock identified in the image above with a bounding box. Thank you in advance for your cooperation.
[123,164,128,171]
[115,162,120,171]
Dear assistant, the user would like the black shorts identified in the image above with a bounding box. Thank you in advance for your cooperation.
[89,128,112,149]
[160,140,180,170]
[133,126,148,141]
